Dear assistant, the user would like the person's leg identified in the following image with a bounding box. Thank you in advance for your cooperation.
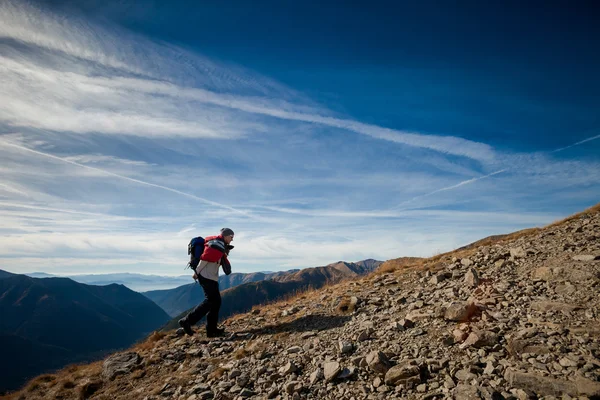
[204,281,222,334]
[179,276,214,335]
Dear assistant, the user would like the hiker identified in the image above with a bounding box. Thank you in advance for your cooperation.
[179,228,234,337]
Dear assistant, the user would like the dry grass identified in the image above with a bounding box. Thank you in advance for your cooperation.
[232,347,250,359]
[335,296,357,314]
[61,380,76,389]
[208,367,227,380]
[547,202,600,227]
[1,361,104,400]
[77,380,102,400]
[133,330,166,352]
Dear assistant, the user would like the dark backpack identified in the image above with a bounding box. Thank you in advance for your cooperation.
[187,236,205,270]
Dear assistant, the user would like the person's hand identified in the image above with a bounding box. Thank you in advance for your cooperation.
[193,273,198,281]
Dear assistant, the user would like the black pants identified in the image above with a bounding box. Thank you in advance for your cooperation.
[185,275,221,332]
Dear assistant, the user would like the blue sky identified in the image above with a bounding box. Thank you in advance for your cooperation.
[0,0,599,276]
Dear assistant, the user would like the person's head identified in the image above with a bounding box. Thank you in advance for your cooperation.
[220,228,234,244]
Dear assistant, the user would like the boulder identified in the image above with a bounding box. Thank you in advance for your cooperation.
[366,351,391,375]
[384,362,421,386]
[102,352,142,381]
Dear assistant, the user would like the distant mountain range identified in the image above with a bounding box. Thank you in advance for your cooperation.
[24,272,193,292]
[159,259,383,331]
[0,270,171,393]
[143,269,298,317]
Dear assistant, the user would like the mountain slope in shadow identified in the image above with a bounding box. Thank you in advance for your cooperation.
[0,272,171,393]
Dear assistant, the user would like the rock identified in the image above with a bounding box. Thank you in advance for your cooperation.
[431,271,451,284]
[309,368,323,385]
[357,329,371,341]
[573,254,598,261]
[558,356,579,367]
[444,302,477,322]
[366,351,391,375]
[338,367,356,380]
[300,331,316,339]
[229,369,242,379]
[576,376,600,396]
[278,361,298,375]
[190,384,211,394]
[102,352,142,381]
[459,330,499,349]
[444,376,456,389]
[238,388,254,398]
[323,362,341,382]
[531,301,581,313]
[453,328,468,343]
[465,268,480,287]
[455,369,477,381]
[284,381,299,394]
[504,368,600,397]
[494,259,505,268]
[338,340,353,354]
[461,258,474,267]
[287,346,302,354]
[384,362,421,386]
[351,356,365,366]
[198,391,214,400]
[453,384,481,399]
[510,247,527,258]
[267,388,279,399]
[399,318,415,329]
[236,373,250,388]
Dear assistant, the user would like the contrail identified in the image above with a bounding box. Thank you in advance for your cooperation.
[392,169,508,209]
[0,140,255,218]
[0,201,165,220]
[551,133,600,153]
[0,182,29,197]
[415,169,508,197]
[392,132,600,209]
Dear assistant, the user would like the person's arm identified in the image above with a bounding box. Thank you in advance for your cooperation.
[221,255,232,275]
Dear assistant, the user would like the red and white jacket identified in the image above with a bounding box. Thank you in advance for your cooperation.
[200,235,231,275]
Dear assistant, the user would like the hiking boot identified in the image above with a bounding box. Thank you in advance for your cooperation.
[206,327,226,338]
[178,318,194,336]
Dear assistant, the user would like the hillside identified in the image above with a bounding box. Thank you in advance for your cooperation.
[0,269,15,279]
[6,203,600,399]
[0,274,171,393]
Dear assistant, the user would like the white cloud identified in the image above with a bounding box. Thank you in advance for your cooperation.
[0,1,497,162]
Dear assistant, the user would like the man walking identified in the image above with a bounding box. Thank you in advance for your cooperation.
[179,228,234,337]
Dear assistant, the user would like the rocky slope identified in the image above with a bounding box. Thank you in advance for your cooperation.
[7,204,600,400]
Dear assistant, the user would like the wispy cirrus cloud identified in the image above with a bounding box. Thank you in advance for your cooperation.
[0,0,496,162]
[0,0,598,277]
